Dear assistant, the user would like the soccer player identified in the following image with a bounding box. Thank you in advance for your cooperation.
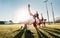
[35,11,42,28]
[41,13,46,28]
[28,4,37,28]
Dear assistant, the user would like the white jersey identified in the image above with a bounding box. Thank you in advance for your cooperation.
[26,16,35,30]
[36,18,40,24]
[28,16,35,24]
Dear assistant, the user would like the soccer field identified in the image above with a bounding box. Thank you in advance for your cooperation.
[0,23,60,38]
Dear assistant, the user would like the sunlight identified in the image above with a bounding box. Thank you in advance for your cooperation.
[14,7,30,23]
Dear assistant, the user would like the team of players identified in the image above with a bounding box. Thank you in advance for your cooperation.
[21,4,46,33]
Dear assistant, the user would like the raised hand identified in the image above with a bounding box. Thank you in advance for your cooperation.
[28,4,33,16]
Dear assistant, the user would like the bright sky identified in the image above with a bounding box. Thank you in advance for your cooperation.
[0,0,60,23]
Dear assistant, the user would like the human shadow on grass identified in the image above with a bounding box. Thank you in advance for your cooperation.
[35,28,42,38]
[25,30,34,38]
[45,27,60,34]
[41,28,60,38]
[14,27,25,38]
[13,26,23,33]
[35,28,48,38]
[46,27,60,31]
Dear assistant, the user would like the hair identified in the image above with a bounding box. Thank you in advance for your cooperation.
[36,11,39,17]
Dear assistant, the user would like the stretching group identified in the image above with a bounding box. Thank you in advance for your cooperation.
[21,4,46,33]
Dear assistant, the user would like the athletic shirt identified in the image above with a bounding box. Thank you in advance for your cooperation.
[28,16,35,24]
[36,18,40,24]
[36,17,42,25]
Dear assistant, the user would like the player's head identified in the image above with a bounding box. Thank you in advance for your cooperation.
[35,11,39,17]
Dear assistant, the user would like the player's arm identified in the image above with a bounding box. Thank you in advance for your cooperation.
[28,4,33,16]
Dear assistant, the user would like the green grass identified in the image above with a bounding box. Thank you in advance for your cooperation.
[0,23,60,38]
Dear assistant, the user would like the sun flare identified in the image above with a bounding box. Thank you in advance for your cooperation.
[13,7,30,23]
